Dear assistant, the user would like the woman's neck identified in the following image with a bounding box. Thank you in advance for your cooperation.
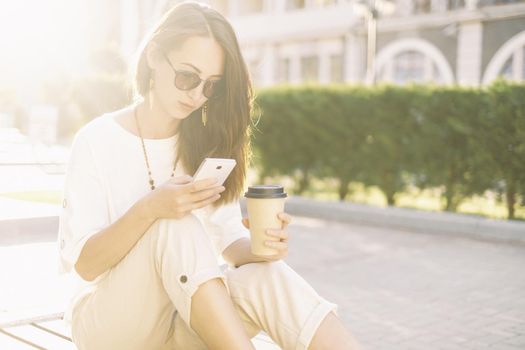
[135,99,180,139]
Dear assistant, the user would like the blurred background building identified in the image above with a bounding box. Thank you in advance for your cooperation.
[0,0,524,142]
[128,0,525,87]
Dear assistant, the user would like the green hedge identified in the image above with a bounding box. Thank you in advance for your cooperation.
[252,81,525,220]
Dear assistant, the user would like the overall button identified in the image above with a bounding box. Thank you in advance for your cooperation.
[180,275,188,283]
[62,199,67,208]
[60,239,65,249]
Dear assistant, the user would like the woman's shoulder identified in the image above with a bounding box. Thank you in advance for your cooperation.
[74,107,131,143]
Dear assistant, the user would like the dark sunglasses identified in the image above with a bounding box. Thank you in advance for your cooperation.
[162,52,223,99]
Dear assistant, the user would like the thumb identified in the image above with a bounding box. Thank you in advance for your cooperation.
[242,217,250,229]
[170,175,193,184]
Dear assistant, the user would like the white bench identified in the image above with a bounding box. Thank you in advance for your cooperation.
[0,216,280,349]
[0,312,279,349]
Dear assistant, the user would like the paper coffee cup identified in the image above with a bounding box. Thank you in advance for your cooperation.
[244,185,287,256]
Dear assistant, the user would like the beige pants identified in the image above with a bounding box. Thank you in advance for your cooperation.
[71,215,338,350]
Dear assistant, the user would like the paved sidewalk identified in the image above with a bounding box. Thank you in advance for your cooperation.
[286,217,525,350]
[2,198,525,349]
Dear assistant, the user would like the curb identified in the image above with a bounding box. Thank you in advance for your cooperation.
[279,196,525,245]
[0,216,58,245]
[2,197,524,246]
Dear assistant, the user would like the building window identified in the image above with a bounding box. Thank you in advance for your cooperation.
[301,56,319,82]
[239,0,264,15]
[379,50,442,84]
[523,46,525,79]
[330,54,343,82]
[286,0,306,10]
[414,0,432,13]
[499,57,513,79]
[497,45,525,81]
[448,0,466,10]
[393,51,425,83]
[480,0,524,6]
[276,58,291,83]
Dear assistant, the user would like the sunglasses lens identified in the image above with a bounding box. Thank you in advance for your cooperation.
[175,71,200,90]
[203,80,222,98]
[173,68,223,98]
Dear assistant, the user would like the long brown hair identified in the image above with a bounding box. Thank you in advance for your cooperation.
[134,2,253,205]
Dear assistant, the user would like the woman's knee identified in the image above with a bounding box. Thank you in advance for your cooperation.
[148,214,219,277]
[226,261,290,292]
[148,214,207,245]
[157,214,205,235]
[234,260,289,277]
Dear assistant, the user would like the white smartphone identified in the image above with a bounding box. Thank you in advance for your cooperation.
[192,158,236,186]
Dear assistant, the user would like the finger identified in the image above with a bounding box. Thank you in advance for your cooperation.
[190,186,225,202]
[264,240,288,251]
[242,218,250,229]
[187,177,219,192]
[170,175,193,184]
[265,229,288,240]
[277,212,292,227]
[188,193,221,211]
[172,186,222,213]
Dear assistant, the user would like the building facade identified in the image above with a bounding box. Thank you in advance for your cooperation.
[125,0,525,87]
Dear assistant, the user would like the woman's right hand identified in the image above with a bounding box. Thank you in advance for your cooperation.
[143,175,225,220]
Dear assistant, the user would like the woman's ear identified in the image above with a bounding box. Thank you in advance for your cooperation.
[145,42,163,71]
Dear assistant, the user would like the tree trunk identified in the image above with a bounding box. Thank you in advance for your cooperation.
[338,178,350,201]
[295,169,310,195]
[506,179,516,220]
[444,166,457,212]
[382,170,397,206]
[386,192,396,206]
[445,184,455,211]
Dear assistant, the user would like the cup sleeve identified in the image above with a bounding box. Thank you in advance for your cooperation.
[200,200,250,258]
[57,131,110,276]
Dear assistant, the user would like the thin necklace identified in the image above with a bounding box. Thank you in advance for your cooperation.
[133,105,177,190]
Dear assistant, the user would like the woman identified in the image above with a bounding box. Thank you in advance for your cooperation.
[57,2,359,349]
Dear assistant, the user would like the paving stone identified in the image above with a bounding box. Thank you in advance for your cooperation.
[3,212,525,349]
[285,217,525,349]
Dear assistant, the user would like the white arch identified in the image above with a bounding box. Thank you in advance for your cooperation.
[375,38,455,84]
[483,30,525,85]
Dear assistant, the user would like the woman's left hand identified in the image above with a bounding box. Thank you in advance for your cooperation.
[242,212,292,262]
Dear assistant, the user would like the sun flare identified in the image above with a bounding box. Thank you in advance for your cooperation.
[0,0,92,90]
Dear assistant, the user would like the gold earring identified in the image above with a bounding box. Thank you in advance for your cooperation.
[201,103,208,126]
[148,78,154,111]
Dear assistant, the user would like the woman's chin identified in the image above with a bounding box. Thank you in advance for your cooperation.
[168,109,194,121]
[173,112,191,121]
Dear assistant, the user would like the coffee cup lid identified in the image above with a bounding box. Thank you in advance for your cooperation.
[244,185,287,199]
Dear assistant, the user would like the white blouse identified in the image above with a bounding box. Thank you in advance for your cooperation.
[56,109,249,294]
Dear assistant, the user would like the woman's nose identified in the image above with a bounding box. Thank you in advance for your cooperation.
[187,81,206,101]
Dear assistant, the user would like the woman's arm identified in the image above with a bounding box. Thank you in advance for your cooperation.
[75,176,224,282]
[74,196,155,281]
[222,212,292,268]
[222,237,263,268]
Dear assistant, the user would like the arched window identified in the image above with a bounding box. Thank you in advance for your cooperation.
[496,47,524,81]
[375,39,454,84]
[380,50,442,84]
[484,30,525,84]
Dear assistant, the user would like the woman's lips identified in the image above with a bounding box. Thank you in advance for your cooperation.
[179,101,196,110]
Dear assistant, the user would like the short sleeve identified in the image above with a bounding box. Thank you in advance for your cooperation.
[197,200,250,258]
[57,131,110,275]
